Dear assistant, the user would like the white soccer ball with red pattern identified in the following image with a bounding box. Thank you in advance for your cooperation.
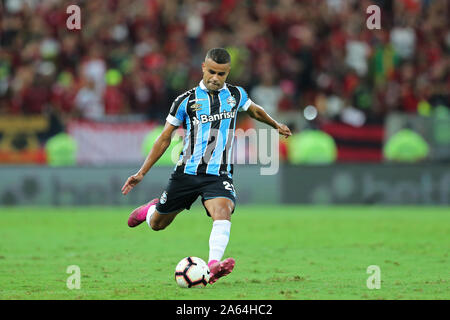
[174,257,210,288]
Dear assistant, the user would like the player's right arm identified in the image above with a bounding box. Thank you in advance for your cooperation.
[121,122,178,195]
[122,92,189,195]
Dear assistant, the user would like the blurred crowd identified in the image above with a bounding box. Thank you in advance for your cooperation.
[0,0,449,127]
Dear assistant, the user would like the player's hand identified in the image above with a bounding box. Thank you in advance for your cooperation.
[121,172,144,195]
[277,123,292,138]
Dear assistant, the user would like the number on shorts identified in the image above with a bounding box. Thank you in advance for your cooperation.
[223,181,235,194]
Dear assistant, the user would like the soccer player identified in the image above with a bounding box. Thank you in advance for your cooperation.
[121,48,291,284]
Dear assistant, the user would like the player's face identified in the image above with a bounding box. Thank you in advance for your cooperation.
[202,58,230,91]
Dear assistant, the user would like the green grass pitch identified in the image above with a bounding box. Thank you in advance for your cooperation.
[0,205,448,300]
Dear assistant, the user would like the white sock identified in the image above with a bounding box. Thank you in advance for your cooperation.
[208,220,231,263]
[146,204,156,229]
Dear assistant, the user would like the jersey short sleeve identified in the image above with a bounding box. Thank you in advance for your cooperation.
[166,94,189,127]
[237,86,252,112]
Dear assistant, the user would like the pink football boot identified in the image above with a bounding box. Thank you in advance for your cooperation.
[208,258,236,284]
[127,198,158,227]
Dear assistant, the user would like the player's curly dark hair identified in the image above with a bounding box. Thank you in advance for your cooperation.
[205,48,231,64]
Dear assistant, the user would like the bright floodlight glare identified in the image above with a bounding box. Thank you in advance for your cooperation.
[304,105,318,120]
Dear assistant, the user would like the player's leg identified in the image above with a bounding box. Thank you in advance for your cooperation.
[128,198,186,229]
[127,171,199,230]
[128,197,183,230]
[204,197,234,221]
[203,197,236,284]
[147,208,183,231]
[204,197,234,264]
[127,198,159,228]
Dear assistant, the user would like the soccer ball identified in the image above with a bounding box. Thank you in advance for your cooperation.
[174,257,210,288]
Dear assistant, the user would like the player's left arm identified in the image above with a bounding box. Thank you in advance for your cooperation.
[246,102,292,138]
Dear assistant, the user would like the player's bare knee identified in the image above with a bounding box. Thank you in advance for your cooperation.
[212,207,232,221]
[150,221,166,231]
[151,224,165,231]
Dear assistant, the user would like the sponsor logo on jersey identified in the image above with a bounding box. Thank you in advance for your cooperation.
[190,103,202,112]
[192,110,236,125]
[199,110,236,124]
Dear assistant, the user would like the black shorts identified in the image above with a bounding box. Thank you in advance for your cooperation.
[155,171,236,216]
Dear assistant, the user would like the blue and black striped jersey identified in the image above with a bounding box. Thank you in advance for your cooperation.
[166,80,252,178]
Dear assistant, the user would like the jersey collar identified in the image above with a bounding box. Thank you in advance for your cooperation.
[199,80,227,93]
